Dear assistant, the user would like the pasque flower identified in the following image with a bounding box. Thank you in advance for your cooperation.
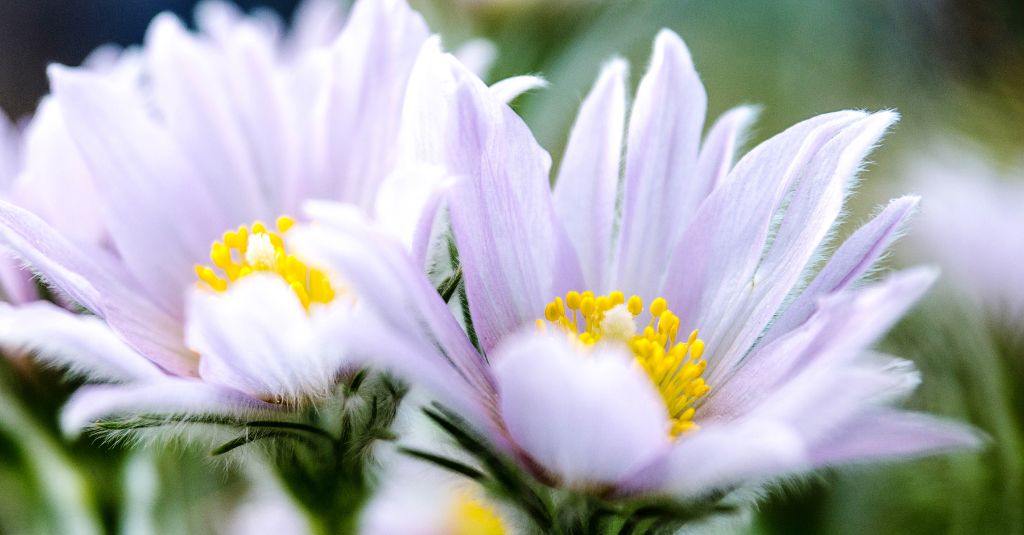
[907,142,1024,334]
[0,0,435,429]
[296,29,981,529]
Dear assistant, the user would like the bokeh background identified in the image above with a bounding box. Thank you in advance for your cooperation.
[1,1,1023,533]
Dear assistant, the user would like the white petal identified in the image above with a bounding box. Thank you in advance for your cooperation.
[61,379,279,436]
[48,65,229,314]
[693,105,759,197]
[401,41,582,352]
[703,267,937,418]
[763,195,918,344]
[615,30,707,299]
[187,275,338,401]
[306,0,430,207]
[488,75,547,104]
[553,58,627,291]
[493,332,668,488]
[0,301,165,382]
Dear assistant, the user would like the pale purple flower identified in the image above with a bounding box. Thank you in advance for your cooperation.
[907,142,1024,331]
[296,29,980,503]
[0,0,486,432]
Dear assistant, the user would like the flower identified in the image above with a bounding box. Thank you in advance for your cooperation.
[0,0,457,430]
[295,29,980,519]
[906,141,1024,334]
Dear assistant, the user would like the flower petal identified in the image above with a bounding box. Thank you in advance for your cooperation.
[703,267,937,419]
[48,65,229,314]
[763,195,919,344]
[615,30,707,299]
[553,58,628,291]
[488,75,547,104]
[61,379,279,436]
[401,42,582,352]
[492,332,668,488]
[307,0,430,207]
[11,97,106,245]
[704,111,898,385]
[187,275,342,401]
[0,200,195,375]
[807,410,983,466]
[294,205,496,405]
[693,105,759,197]
[0,301,165,382]
[658,110,867,378]
[145,13,283,219]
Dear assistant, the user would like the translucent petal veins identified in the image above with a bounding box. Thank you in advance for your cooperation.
[540,291,710,437]
[194,215,336,309]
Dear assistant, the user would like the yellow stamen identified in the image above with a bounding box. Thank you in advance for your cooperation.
[194,216,336,310]
[450,494,506,535]
[538,291,711,437]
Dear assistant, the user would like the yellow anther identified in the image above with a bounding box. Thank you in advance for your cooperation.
[545,301,563,322]
[690,339,705,359]
[210,242,232,269]
[276,215,295,233]
[580,296,596,317]
[537,291,710,439]
[650,297,667,317]
[627,295,643,316]
[195,216,335,311]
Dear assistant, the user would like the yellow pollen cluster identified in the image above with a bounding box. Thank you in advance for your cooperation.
[539,291,711,437]
[450,494,506,535]
[194,215,335,309]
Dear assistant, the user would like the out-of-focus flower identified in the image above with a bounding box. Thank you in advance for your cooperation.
[907,142,1024,335]
[297,29,980,530]
[0,0,440,427]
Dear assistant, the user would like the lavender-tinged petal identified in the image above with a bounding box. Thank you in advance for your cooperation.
[49,65,228,314]
[0,255,38,304]
[0,107,19,186]
[704,111,898,385]
[553,58,627,291]
[0,200,196,376]
[762,195,919,345]
[146,14,285,219]
[293,205,497,404]
[489,75,547,104]
[12,98,106,245]
[703,267,937,419]
[454,38,497,79]
[402,41,583,352]
[493,332,668,488]
[693,105,759,197]
[308,0,429,207]
[807,410,983,466]
[622,419,807,498]
[61,379,280,436]
[0,301,166,381]
[615,30,707,299]
[285,0,347,55]
[658,111,863,372]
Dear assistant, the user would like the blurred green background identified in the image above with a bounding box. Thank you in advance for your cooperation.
[2,0,1023,533]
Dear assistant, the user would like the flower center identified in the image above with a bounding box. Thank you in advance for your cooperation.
[193,215,336,309]
[450,493,506,535]
[539,291,710,437]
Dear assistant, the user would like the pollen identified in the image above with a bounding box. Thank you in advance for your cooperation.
[539,291,710,437]
[450,493,506,535]
[193,215,336,310]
